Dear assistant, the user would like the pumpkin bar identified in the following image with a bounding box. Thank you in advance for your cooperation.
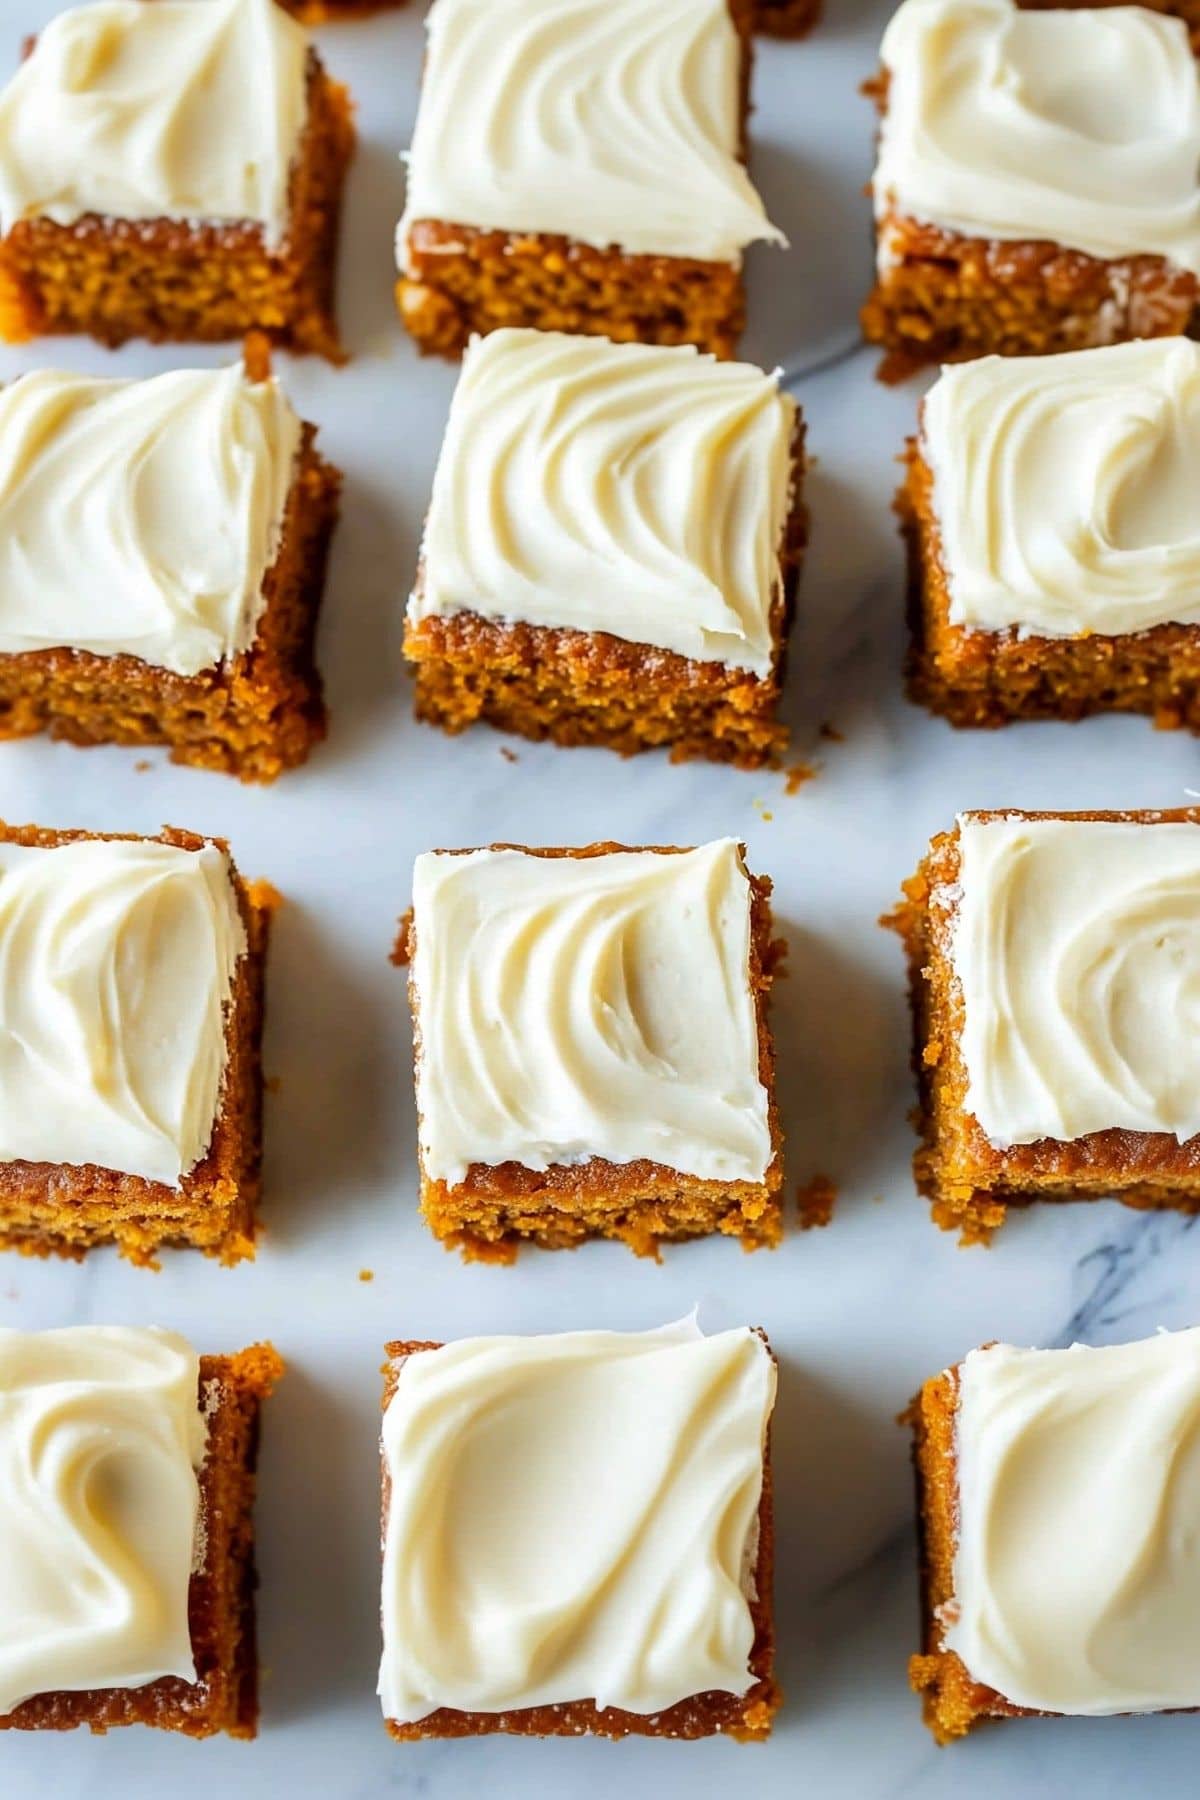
[0,1328,282,1738]
[0,823,275,1267]
[862,0,1200,374]
[892,809,1200,1242]
[395,0,781,358]
[0,0,354,357]
[379,1320,779,1740]
[399,839,784,1260]
[405,329,806,768]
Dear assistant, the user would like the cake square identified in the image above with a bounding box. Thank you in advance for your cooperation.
[0,0,354,357]
[378,1319,779,1740]
[908,1327,1200,1741]
[0,352,340,781]
[405,330,806,767]
[901,340,1200,730]
[394,0,781,359]
[892,809,1200,1242]
[862,0,1200,374]
[400,839,784,1260]
[0,823,275,1266]
[0,1328,282,1738]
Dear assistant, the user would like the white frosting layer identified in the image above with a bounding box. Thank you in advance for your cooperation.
[0,1326,205,1714]
[411,330,795,677]
[924,340,1200,639]
[378,1318,775,1722]
[411,840,772,1187]
[0,0,309,247]
[948,1329,1200,1715]
[875,0,1200,276]
[397,0,782,265]
[953,815,1200,1147]
[0,838,247,1186]
[0,365,301,677]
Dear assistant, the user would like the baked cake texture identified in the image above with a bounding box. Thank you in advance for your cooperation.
[394,0,780,358]
[891,810,1200,1242]
[0,823,275,1267]
[901,340,1200,730]
[756,0,822,33]
[405,330,806,768]
[0,352,339,781]
[0,1328,282,1738]
[909,1328,1200,1741]
[379,1321,779,1740]
[0,0,354,357]
[399,839,784,1260]
[862,0,1200,373]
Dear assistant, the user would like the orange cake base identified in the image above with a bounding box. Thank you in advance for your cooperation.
[756,0,822,34]
[405,430,807,768]
[889,810,1200,1244]
[398,844,785,1262]
[380,1337,780,1742]
[0,823,276,1268]
[0,59,354,358]
[898,441,1200,731]
[0,1344,283,1739]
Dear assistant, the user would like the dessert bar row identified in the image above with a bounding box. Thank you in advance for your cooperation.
[0,328,1197,784]
[4,1314,1196,1745]
[0,813,1196,1265]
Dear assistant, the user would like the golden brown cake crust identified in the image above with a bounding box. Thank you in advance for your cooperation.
[0,57,354,358]
[0,1343,284,1739]
[402,842,785,1261]
[890,810,1200,1243]
[755,0,822,36]
[0,821,277,1267]
[379,1335,779,1742]
[404,423,807,769]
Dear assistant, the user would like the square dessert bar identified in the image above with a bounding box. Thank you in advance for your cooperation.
[862,0,1200,373]
[893,810,1200,1242]
[395,0,781,359]
[405,330,806,768]
[0,1328,281,1738]
[908,1327,1200,1741]
[0,823,275,1266]
[0,0,354,357]
[901,341,1200,731]
[378,1321,779,1740]
[0,351,339,782]
[401,839,784,1260]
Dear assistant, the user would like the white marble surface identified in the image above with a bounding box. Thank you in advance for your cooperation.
[1,1,1199,1796]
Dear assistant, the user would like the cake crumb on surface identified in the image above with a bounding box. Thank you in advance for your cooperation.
[358,1268,374,1282]
[796,1173,837,1230]
[784,761,819,794]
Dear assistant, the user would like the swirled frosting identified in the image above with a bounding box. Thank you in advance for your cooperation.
[953,814,1200,1147]
[0,1326,205,1714]
[411,840,772,1186]
[378,1317,775,1722]
[924,340,1200,639]
[0,364,301,677]
[397,0,783,265]
[0,838,246,1186]
[947,1329,1200,1715]
[0,0,309,247]
[411,330,795,677]
[875,0,1200,276]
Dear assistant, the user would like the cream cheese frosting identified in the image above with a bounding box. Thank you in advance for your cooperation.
[397,0,783,266]
[0,0,309,247]
[923,340,1200,639]
[0,1326,205,1714]
[411,840,772,1186]
[0,364,301,677]
[411,330,795,677]
[953,814,1200,1148]
[378,1317,775,1722]
[875,0,1200,277]
[947,1329,1200,1715]
[0,838,247,1186]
